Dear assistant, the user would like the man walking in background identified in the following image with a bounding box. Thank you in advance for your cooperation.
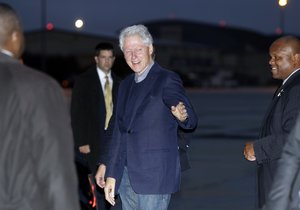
[71,42,120,209]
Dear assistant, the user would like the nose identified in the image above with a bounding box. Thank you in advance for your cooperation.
[131,51,138,59]
[132,54,137,59]
[269,57,274,65]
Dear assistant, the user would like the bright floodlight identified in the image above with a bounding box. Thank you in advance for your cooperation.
[75,19,84,29]
[278,0,288,7]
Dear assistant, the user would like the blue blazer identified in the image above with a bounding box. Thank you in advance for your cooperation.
[106,63,198,194]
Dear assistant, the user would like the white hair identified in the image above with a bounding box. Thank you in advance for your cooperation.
[119,24,153,51]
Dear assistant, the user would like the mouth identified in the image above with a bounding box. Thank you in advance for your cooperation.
[132,60,140,64]
[271,67,277,71]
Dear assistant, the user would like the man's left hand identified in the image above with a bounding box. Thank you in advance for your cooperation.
[171,102,188,122]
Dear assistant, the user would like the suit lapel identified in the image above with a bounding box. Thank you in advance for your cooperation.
[88,69,106,113]
[111,73,119,104]
[260,92,281,137]
[90,68,102,92]
[260,70,300,137]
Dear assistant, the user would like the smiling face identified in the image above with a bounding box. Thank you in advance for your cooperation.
[269,40,298,80]
[122,34,153,75]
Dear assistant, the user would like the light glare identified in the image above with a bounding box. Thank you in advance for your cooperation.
[278,0,288,7]
[75,19,84,28]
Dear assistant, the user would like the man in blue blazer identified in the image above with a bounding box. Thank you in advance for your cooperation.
[244,36,300,209]
[97,24,198,210]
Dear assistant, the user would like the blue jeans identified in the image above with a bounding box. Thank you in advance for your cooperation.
[118,167,171,210]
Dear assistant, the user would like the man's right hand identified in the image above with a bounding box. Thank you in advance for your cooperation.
[79,145,90,154]
[104,177,116,206]
[243,142,256,161]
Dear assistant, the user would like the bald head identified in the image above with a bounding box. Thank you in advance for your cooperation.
[271,36,300,55]
[0,3,24,58]
[269,36,300,80]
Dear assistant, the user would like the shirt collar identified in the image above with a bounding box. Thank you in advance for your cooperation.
[97,66,111,79]
[135,61,154,83]
[283,68,300,85]
[0,49,14,57]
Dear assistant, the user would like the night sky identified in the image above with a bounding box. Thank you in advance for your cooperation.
[2,0,300,37]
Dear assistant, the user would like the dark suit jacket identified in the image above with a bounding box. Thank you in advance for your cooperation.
[253,70,300,208]
[71,67,120,175]
[265,114,300,210]
[0,52,80,210]
[106,63,198,194]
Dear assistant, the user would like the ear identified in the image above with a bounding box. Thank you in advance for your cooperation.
[94,56,99,63]
[7,31,22,58]
[149,44,154,55]
[292,53,300,68]
[11,31,18,42]
[293,53,300,66]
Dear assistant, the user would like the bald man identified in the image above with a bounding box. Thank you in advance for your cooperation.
[0,3,80,210]
[243,36,300,209]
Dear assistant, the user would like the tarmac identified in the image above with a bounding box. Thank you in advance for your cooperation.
[168,88,274,210]
[168,137,257,210]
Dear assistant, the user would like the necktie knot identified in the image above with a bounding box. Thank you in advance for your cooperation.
[105,75,110,87]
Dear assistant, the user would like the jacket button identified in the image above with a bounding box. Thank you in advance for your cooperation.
[127,129,132,134]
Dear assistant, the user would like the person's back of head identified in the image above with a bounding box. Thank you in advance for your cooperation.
[0,3,24,59]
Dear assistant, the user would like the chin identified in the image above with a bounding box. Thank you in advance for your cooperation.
[271,71,278,78]
[272,75,281,80]
[132,67,142,73]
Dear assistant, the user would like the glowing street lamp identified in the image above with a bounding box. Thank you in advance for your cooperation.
[75,19,84,29]
[278,0,288,34]
[278,0,288,7]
